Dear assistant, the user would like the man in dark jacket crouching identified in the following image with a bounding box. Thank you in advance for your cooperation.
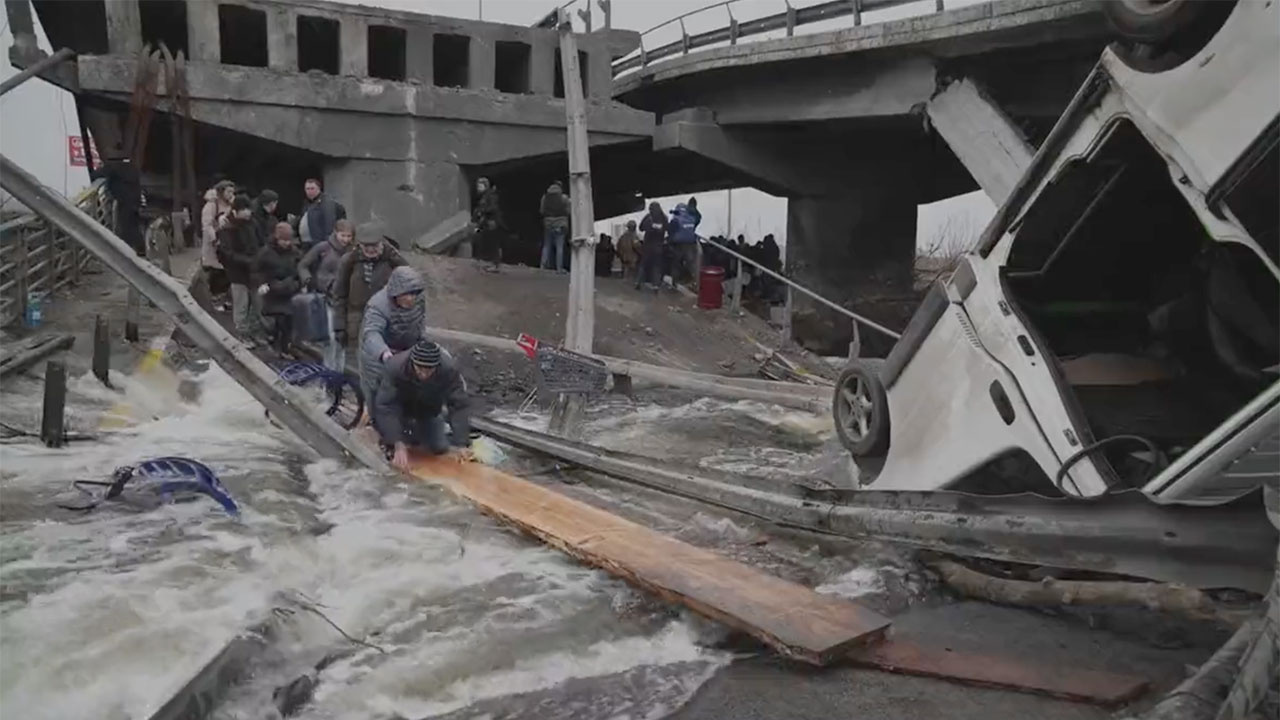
[374,340,473,469]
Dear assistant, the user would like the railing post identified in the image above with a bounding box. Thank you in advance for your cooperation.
[46,230,58,294]
[15,226,29,324]
[731,258,743,312]
[728,5,740,45]
[852,0,862,26]
[69,228,81,285]
[680,19,690,54]
[786,2,797,37]
[93,314,111,386]
[577,5,592,33]
[596,0,611,30]
[639,40,647,67]
[936,0,945,10]
[41,360,66,448]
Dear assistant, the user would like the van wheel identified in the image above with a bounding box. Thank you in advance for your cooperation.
[1103,0,1206,43]
[833,360,889,458]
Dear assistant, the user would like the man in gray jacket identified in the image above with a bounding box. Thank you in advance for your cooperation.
[359,266,427,408]
[298,218,354,370]
[374,340,472,469]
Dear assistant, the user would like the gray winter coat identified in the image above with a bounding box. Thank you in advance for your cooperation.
[358,267,427,400]
[298,236,350,298]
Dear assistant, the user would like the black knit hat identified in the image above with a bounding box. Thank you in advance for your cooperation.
[410,340,442,369]
[231,194,252,211]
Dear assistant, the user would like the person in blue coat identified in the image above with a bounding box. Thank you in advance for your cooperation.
[667,197,701,285]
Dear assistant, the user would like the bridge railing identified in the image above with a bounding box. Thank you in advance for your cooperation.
[610,0,950,78]
[0,179,109,326]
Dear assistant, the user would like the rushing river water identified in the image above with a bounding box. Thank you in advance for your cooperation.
[0,364,911,720]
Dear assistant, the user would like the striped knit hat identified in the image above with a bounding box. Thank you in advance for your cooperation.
[410,340,442,369]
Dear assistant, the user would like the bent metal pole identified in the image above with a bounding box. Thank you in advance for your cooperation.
[700,235,902,340]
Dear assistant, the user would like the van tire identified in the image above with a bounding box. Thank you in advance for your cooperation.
[1103,0,1207,43]
[833,359,890,458]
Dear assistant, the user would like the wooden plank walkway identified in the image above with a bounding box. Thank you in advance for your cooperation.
[406,451,891,665]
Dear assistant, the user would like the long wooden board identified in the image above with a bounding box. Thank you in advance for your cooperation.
[406,451,891,665]
[848,639,1150,706]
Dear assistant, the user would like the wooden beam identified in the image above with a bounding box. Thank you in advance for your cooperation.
[405,450,890,664]
[0,333,74,379]
[424,325,828,411]
[848,639,1149,706]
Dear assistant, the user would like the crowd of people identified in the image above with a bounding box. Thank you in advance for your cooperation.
[196,176,471,467]
[536,190,782,301]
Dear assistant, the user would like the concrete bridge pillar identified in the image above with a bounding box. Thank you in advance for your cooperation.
[267,6,298,73]
[105,0,142,55]
[323,158,469,249]
[340,18,368,77]
[786,188,917,354]
[186,0,220,63]
[406,27,434,85]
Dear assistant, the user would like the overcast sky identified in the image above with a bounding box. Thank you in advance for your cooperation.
[0,0,994,248]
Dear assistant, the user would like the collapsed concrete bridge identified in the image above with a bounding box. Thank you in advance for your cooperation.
[6,0,1119,348]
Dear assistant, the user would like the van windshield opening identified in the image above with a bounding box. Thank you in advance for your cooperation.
[1003,120,1279,486]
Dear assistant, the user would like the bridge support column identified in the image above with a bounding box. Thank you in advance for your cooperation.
[267,6,298,73]
[186,0,220,63]
[786,188,916,355]
[926,78,1033,206]
[105,0,142,55]
[340,17,367,77]
[323,158,468,250]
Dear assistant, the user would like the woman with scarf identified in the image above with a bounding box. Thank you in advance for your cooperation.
[359,266,428,409]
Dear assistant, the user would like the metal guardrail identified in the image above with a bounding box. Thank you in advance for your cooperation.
[608,0,946,77]
[0,178,109,327]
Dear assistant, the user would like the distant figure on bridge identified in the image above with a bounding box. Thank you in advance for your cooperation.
[200,179,234,303]
[296,178,346,252]
[255,222,303,358]
[616,220,640,279]
[333,226,406,371]
[540,181,571,273]
[219,194,268,348]
[375,340,473,469]
[359,266,428,410]
[637,202,667,290]
[668,197,702,286]
[472,177,504,273]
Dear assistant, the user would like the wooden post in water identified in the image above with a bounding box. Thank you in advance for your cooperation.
[41,360,66,448]
[93,314,111,386]
[549,11,597,436]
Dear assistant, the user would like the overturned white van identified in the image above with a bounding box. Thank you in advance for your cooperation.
[834,0,1278,505]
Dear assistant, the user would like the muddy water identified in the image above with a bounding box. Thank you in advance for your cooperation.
[0,368,918,719]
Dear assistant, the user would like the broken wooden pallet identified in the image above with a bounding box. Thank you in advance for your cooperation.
[405,451,891,665]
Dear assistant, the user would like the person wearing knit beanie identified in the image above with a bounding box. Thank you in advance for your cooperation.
[373,339,473,469]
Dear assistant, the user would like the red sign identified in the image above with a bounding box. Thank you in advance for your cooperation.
[68,135,100,168]
[516,333,540,359]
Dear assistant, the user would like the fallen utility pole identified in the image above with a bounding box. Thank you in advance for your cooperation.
[472,416,1278,593]
[550,11,597,436]
[0,153,385,469]
[426,325,828,411]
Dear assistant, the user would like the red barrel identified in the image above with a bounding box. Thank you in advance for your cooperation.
[698,266,725,309]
